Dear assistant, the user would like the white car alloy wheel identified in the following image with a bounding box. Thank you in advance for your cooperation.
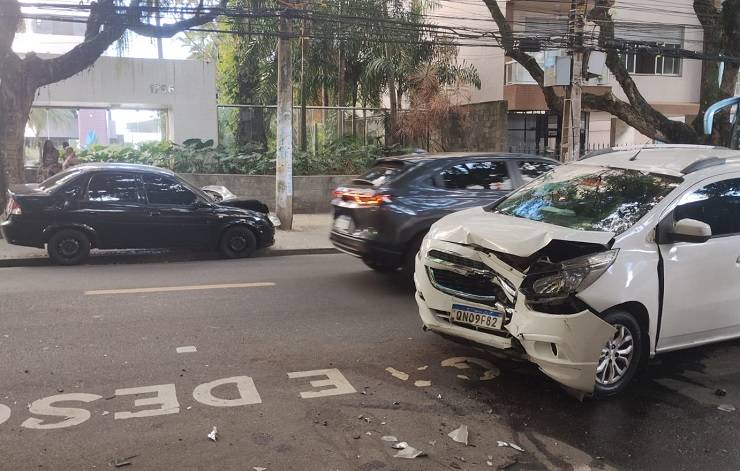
[596,324,635,386]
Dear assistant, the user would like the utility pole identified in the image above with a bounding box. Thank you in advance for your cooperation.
[155,0,163,59]
[276,2,294,230]
[560,0,587,162]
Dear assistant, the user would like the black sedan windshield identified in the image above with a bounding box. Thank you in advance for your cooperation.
[492,165,682,235]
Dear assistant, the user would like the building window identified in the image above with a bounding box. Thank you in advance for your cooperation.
[622,46,681,76]
[616,24,684,76]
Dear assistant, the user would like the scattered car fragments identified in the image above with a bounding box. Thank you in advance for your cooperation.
[208,426,218,441]
[393,446,426,459]
[448,425,469,445]
[497,441,524,452]
[385,367,409,381]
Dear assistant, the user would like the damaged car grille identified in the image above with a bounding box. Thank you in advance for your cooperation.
[427,250,489,271]
[425,251,516,308]
[429,268,506,300]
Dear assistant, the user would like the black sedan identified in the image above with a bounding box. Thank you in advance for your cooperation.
[1,163,275,265]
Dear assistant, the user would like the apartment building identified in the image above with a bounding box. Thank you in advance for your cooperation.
[444,0,725,156]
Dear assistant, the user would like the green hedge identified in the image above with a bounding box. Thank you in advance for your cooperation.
[77,139,392,176]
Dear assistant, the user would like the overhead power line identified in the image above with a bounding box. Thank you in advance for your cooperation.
[10,1,740,65]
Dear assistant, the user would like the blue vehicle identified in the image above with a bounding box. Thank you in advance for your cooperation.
[704,96,739,149]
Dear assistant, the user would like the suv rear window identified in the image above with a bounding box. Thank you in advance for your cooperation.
[353,161,410,187]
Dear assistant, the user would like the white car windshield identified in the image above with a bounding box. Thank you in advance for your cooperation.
[492,165,682,235]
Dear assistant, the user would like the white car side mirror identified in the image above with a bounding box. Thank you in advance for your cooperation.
[670,218,713,243]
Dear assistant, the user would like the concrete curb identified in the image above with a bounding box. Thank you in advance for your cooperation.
[0,247,340,268]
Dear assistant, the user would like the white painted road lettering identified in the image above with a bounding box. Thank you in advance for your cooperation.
[0,404,10,426]
[193,376,263,407]
[114,384,180,420]
[21,393,102,430]
[3,368,357,431]
[287,368,357,399]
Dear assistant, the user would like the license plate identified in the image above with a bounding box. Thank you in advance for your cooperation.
[333,215,352,233]
[451,304,502,330]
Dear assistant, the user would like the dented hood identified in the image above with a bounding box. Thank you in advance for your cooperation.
[429,207,615,258]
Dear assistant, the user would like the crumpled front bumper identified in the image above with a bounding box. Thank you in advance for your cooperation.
[414,240,615,394]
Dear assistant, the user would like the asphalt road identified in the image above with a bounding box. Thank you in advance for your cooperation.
[1,254,739,471]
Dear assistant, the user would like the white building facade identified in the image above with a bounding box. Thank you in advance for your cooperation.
[443,0,726,155]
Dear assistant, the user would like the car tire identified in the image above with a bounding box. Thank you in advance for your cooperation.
[219,226,258,259]
[47,229,91,266]
[362,259,399,273]
[594,310,644,398]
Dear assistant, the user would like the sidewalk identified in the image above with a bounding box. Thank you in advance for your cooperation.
[0,213,336,267]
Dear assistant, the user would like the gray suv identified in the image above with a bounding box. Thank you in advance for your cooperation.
[329,152,559,273]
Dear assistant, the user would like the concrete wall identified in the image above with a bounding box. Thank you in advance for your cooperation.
[33,56,218,145]
[434,101,508,152]
[180,174,356,214]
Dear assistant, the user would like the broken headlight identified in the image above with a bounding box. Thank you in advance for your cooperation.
[521,250,619,302]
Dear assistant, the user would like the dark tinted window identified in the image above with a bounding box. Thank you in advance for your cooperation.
[440,160,512,191]
[143,174,197,205]
[355,161,410,187]
[39,168,85,192]
[674,178,740,237]
[87,173,140,203]
[518,160,557,183]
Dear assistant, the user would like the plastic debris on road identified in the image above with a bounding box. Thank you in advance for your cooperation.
[414,380,431,387]
[393,446,426,459]
[385,367,409,381]
[718,404,736,412]
[448,425,469,445]
[208,426,219,441]
[441,357,500,381]
[497,441,525,452]
[381,435,398,442]
[253,467,267,471]
[392,442,409,450]
[417,365,429,371]
[457,375,470,381]
[112,455,137,468]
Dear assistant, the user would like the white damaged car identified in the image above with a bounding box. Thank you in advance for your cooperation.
[414,145,740,397]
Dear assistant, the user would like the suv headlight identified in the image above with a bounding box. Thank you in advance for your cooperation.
[521,250,619,302]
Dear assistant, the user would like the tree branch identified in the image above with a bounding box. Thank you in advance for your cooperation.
[128,1,226,38]
[30,0,226,88]
[481,0,562,113]
[590,0,697,142]
[0,0,21,68]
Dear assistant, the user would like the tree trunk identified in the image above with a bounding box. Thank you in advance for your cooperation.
[300,21,308,152]
[387,79,399,146]
[0,60,35,208]
[236,107,267,148]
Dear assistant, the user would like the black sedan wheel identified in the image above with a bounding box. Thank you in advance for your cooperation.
[47,229,91,266]
[219,226,258,259]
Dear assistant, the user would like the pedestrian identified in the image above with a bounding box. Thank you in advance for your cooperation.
[62,143,79,170]
[38,140,61,182]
